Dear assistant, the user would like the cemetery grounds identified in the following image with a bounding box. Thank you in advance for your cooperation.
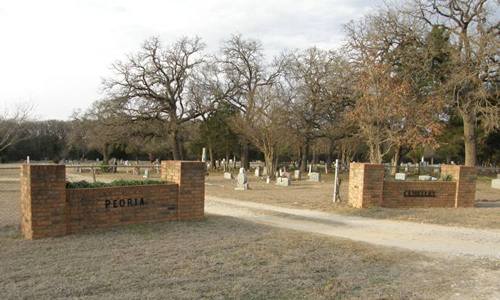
[0,164,499,299]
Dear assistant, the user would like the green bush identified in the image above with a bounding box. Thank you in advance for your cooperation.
[66,179,165,189]
[441,174,453,181]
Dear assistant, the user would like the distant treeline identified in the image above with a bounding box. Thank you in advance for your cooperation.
[2,118,499,167]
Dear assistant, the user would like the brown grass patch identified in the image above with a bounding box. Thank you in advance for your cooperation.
[1,216,499,299]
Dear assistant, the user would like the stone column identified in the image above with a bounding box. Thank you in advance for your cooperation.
[348,163,385,208]
[441,165,476,208]
[161,161,205,220]
[20,164,67,239]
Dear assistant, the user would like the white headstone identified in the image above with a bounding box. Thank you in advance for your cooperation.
[294,170,301,180]
[418,175,432,181]
[491,178,500,189]
[201,147,207,162]
[254,167,261,177]
[276,177,291,186]
[395,173,406,181]
[309,172,321,182]
[143,169,150,179]
[308,164,312,175]
[26,156,30,164]
[266,176,271,184]
[223,172,233,180]
[235,168,248,190]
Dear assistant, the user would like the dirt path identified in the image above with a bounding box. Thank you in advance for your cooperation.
[206,196,500,259]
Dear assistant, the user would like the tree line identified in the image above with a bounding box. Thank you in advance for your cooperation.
[1,0,498,176]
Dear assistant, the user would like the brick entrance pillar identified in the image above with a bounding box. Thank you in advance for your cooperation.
[20,164,66,239]
[161,161,205,220]
[348,163,385,208]
[441,165,476,208]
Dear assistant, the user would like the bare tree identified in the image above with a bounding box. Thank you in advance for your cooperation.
[409,0,499,166]
[0,102,32,153]
[218,34,284,169]
[283,48,341,170]
[103,36,209,160]
[73,101,126,165]
[231,84,290,179]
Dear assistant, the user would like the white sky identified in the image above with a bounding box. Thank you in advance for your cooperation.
[0,0,383,120]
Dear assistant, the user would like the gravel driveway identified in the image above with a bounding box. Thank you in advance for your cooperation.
[206,196,500,259]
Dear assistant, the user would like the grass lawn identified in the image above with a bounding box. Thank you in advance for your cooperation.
[1,216,499,299]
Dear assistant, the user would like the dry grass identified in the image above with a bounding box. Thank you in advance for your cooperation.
[206,172,500,229]
[1,217,499,299]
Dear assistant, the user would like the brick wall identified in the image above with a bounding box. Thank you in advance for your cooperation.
[20,164,66,239]
[161,161,205,220]
[348,163,476,208]
[348,163,384,208]
[66,184,178,233]
[20,160,206,239]
[382,181,456,208]
[441,165,476,208]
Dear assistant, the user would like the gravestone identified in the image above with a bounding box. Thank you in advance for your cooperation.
[309,172,321,182]
[276,177,291,186]
[294,170,301,180]
[266,176,271,184]
[143,169,150,179]
[254,167,261,177]
[235,168,249,190]
[201,147,207,162]
[395,173,406,181]
[492,176,500,190]
[223,172,233,180]
[418,175,432,181]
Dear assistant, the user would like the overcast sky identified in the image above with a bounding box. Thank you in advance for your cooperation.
[0,0,384,120]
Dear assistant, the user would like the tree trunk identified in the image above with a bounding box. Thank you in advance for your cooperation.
[300,142,309,172]
[240,140,249,170]
[171,129,181,160]
[462,111,477,166]
[326,139,334,166]
[391,146,401,176]
[368,142,383,164]
[102,143,110,165]
[264,151,277,180]
[208,145,214,168]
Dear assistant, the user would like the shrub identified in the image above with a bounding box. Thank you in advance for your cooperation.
[441,174,453,181]
[66,179,165,189]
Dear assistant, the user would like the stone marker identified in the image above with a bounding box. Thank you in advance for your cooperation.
[491,177,500,189]
[143,169,150,179]
[254,166,261,177]
[395,173,406,180]
[276,177,291,186]
[418,175,432,181]
[294,170,301,180]
[201,147,207,162]
[235,168,249,190]
[266,176,271,184]
[223,172,233,180]
[309,172,321,182]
